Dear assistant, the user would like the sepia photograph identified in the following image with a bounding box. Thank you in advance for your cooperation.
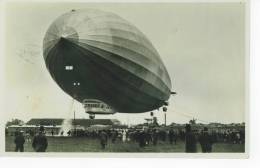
[0,0,248,157]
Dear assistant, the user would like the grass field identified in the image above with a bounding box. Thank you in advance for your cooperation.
[5,136,245,153]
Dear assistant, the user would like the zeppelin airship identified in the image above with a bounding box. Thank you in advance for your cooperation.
[43,9,172,117]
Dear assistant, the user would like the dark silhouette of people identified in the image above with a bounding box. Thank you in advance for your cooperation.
[67,130,71,136]
[111,130,117,143]
[185,124,197,153]
[99,130,108,149]
[5,128,9,136]
[138,130,146,148]
[51,129,54,136]
[160,130,167,142]
[14,131,25,152]
[168,128,176,145]
[144,130,152,145]
[152,129,159,146]
[32,126,48,152]
[198,127,214,153]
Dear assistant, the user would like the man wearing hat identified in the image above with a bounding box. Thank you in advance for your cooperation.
[185,124,197,153]
[32,126,48,152]
[14,131,25,152]
[198,127,214,153]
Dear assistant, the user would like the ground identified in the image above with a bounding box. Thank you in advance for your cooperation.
[5,136,245,153]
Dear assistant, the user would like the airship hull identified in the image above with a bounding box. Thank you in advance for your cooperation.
[43,9,172,113]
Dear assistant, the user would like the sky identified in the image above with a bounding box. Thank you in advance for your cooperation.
[2,2,246,125]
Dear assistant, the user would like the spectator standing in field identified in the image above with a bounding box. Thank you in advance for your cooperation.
[146,129,152,145]
[14,131,25,152]
[111,130,117,143]
[236,132,241,144]
[29,129,35,137]
[240,130,245,144]
[138,130,146,148]
[122,130,127,142]
[185,124,197,153]
[100,130,108,149]
[67,130,71,136]
[168,128,175,145]
[32,126,48,152]
[25,131,31,143]
[160,130,167,142]
[51,129,54,136]
[198,127,213,153]
[5,128,9,136]
[152,129,159,146]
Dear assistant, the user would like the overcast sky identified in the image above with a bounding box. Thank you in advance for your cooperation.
[2,2,246,125]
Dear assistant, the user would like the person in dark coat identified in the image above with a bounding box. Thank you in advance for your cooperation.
[138,130,146,148]
[14,131,25,152]
[32,127,48,152]
[100,130,108,149]
[67,130,71,136]
[168,129,175,145]
[185,124,197,153]
[198,127,214,153]
[160,130,167,142]
[5,128,9,136]
[152,129,159,146]
[111,130,117,144]
[144,130,152,145]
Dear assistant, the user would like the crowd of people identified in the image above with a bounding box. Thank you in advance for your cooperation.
[88,125,244,152]
[9,124,245,153]
[12,126,48,152]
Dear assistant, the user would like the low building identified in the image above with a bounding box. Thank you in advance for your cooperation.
[6,118,121,136]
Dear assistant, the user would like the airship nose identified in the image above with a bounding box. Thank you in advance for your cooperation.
[58,26,79,42]
[43,25,79,59]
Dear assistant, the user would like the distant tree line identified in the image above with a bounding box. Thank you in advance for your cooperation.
[6,119,25,127]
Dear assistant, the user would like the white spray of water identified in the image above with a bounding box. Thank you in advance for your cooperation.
[59,99,74,136]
